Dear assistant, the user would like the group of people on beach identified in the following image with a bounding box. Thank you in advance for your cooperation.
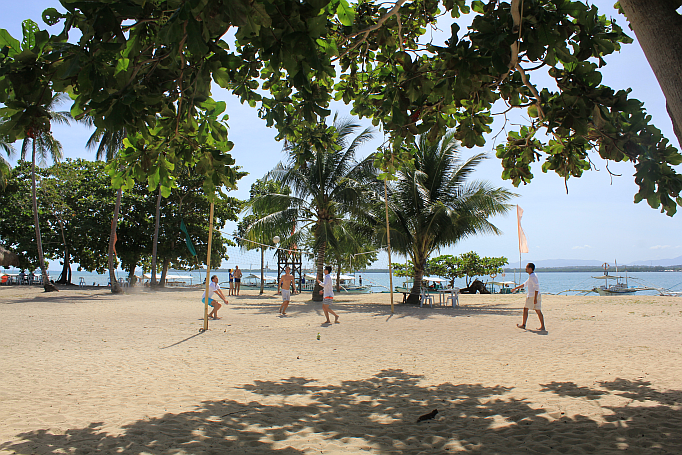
[201,263,543,331]
[226,266,243,296]
[202,265,340,324]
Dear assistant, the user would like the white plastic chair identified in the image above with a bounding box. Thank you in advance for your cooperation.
[79,277,86,288]
[445,287,460,307]
[420,286,433,308]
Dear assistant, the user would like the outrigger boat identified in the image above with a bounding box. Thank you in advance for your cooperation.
[590,262,657,295]
[556,262,659,296]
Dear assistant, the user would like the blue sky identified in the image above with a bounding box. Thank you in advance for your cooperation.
[3,1,681,267]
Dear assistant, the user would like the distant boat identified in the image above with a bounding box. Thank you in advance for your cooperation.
[590,262,655,295]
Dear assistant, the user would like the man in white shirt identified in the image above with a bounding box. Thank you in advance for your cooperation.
[316,265,339,324]
[512,263,546,331]
[202,275,229,319]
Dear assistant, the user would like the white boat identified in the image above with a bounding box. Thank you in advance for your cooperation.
[591,274,640,295]
[590,262,656,295]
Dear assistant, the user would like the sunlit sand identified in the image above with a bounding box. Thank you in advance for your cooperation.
[1,286,681,453]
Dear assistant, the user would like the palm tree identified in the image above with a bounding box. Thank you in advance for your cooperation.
[248,115,376,300]
[0,126,15,189]
[20,93,72,292]
[380,131,515,303]
[85,126,126,293]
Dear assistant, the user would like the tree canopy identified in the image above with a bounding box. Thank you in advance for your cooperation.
[0,0,680,216]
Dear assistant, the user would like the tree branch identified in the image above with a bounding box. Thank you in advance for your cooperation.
[336,0,409,60]
[515,63,544,119]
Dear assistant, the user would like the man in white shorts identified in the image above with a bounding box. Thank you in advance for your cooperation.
[202,275,229,320]
[512,262,546,331]
[317,265,339,324]
[278,266,296,316]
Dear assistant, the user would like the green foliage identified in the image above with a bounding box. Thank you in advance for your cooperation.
[1,1,680,216]
[116,166,244,275]
[325,224,378,275]
[39,159,116,276]
[237,178,291,250]
[155,167,244,271]
[247,114,377,278]
[393,261,416,279]
[0,159,242,277]
[0,162,53,270]
[374,131,513,295]
[430,252,508,287]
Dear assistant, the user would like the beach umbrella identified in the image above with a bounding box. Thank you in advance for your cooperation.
[0,245,20,268]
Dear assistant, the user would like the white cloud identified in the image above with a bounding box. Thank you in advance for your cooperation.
[650,245,672,250]
[572,245,592,250]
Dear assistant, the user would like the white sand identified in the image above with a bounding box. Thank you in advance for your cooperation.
[1,286,681,454]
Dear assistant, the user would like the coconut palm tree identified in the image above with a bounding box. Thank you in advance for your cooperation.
[19,93,72,292]
[1,120,16,189]
[0,136,14,190]
[247,115,376,300]
[380,131,515,303]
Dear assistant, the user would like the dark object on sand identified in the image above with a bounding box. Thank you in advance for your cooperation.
[459,279,491,294]
[417,409,438,422]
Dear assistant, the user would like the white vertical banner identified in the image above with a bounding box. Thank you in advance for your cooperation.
[517,205,529,254]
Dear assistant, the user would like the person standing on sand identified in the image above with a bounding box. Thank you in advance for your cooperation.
[278,266,296,316]
[228,268,234,296]
[202,275,229,319]
[512,263,545,331]
[233,266,243,295]
[317,265,339,324]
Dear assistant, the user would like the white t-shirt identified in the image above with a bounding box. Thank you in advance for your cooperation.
[524,272,540,298]
[322,274,333,298]
[202,281,220,300]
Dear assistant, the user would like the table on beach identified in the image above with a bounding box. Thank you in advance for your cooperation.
[434,288,459,306]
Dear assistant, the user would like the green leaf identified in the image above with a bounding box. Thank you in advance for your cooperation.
[21,19,38,51]
[0,29,22,56]
[160,185,172,198]
[336,0,355,26]
[42,8,64,26]
[114,58,129,75]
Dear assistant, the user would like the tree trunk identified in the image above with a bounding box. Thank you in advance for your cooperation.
[30,139,57,292]
[259,247,265,295]
[151,187,162,286]
[159,256,169,287]
[312,242,326,301]
[128,264,137,287]
[619,0,682,145]
[108,188,123,293]
[407,258,424,304]
[55,216,70,285]
[336,263,341,292]
[56,247,70,285]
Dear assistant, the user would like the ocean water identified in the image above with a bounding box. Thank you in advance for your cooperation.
[25,269,682,296]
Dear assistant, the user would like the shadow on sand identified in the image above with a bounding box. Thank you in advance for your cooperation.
[2,370,681,454]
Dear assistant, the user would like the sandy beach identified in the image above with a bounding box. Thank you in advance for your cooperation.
[1,286,681,454]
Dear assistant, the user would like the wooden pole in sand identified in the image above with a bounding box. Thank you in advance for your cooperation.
[384,178,394,313]
[202,201,215,332]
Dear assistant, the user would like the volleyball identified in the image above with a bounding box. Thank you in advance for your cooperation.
[273,236,280,244]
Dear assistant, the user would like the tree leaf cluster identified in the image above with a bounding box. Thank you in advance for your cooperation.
[1,1,679,217]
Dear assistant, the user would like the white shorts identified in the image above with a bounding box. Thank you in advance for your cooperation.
[525,295,542,310]
[282,290,291,301]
